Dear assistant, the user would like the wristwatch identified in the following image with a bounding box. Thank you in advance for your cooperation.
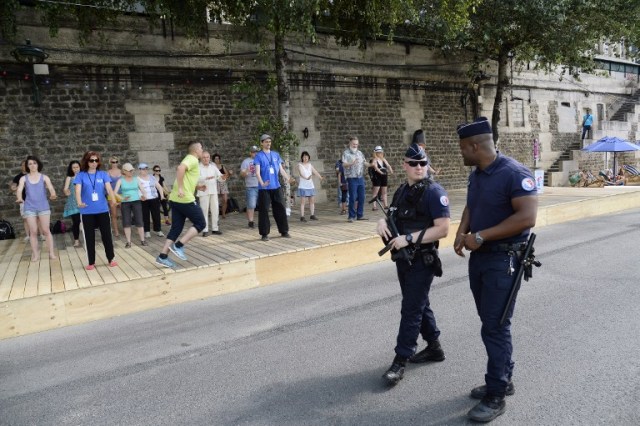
[405,233,413,244]
[474,232,484,245]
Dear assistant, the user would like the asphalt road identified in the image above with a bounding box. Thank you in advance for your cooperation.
[1,210,639,425]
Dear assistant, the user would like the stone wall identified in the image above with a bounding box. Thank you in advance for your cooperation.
[0,85,137,229]
[2,18,640,232]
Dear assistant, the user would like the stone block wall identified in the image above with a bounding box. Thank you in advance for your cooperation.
[162,86,265,196]
[0,85,136,229]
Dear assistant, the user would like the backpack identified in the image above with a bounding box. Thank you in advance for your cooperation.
[0,220,16,240]
[50,220,67,234]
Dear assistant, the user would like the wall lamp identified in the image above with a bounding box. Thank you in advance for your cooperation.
[11,40,49,106]
[303,127,309,139]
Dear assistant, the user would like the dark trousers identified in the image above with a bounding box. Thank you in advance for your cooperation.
[81,212,114,266]
[469,251,522,398]
[160,198,170,217]
[258,188,288,236]
[394,256,440,359]
[142,197,162,232]
[347,177,365,219]
[581,125,592,140]
[167,200,206,242]
[69,213,80,240]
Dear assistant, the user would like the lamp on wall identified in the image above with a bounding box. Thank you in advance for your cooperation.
[11,40,49,106]
[303,127,309,139]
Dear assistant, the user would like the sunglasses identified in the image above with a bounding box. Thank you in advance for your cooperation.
[153,169,160,172]
[88,159,99,163]
[111,160,118,164]
[405,160,428,168]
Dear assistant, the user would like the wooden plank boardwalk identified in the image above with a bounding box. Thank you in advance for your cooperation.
[0,200,393,304]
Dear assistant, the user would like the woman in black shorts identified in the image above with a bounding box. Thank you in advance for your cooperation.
[369,146,394,210]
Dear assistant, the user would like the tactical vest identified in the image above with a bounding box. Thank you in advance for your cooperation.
[391,178,435,238]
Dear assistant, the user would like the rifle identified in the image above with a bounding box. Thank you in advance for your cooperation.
[369,197,413,265]
[499,233,542,325]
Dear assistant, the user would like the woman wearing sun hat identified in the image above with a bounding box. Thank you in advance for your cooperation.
[370,145,394,210]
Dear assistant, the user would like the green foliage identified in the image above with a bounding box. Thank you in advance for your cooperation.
[318,0,412,47]
[232,75,298,155]
[256,116,299,156]
[409,0,640,140]
[0,0,20,40]
[209,0,321,44]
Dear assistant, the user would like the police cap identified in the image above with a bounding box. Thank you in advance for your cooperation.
[405,143,426,160]
[456,116,492,139]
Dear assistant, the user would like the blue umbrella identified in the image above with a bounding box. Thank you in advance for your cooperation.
[582,136,640,177]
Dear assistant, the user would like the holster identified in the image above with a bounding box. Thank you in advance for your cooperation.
[420,246,443,277]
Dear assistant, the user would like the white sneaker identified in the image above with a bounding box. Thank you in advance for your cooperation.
[144,232,151,238]
[24,236,29,242]
[156,231,165,237]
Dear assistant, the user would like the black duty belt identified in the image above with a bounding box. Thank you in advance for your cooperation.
[475,242,527,253]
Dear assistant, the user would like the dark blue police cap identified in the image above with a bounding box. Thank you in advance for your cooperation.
[456,117,492,139]
[405,143,426,160]
[412,129,426,146]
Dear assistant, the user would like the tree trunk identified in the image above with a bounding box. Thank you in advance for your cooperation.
[274,29,292,209]
[491,52,510,146]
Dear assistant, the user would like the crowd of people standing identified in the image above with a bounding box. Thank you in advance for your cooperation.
[7,131,444,270]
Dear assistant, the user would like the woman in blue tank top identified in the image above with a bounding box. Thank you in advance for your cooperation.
[15,155,58,261]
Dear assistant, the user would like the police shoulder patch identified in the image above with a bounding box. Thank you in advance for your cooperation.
[521,177,536,191]
[440,195,449,206]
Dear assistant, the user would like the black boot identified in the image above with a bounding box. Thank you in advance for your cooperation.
[409,340,445,363]
[382,355,407,385]
[467,395,506,422]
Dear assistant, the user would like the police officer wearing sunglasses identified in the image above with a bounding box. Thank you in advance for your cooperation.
[376,143,451,386]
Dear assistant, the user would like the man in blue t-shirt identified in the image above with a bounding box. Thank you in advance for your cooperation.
[581,110,594,141]
[254,134,293,241]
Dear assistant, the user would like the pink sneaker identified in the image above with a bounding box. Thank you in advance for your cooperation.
[109,260,118,267]
[86,264,95,271]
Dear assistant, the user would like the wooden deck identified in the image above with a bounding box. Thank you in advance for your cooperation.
[2,186,640,339]
[0,201,390,303]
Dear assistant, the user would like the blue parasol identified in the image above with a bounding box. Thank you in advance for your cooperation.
[582,136,640,176]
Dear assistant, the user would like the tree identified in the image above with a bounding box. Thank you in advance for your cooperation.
[412,0,640,143]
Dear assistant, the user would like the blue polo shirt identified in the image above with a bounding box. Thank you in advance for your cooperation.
[466,153,536,244]
[255,150,283,190]
[74,170,112,215]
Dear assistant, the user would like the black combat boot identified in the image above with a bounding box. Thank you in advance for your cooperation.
[382,355,407,385]
[467,395,506,422]
[409,339,445,363]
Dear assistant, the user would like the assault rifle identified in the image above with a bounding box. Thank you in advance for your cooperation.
[369,197,413,265]
[499,233,542,325]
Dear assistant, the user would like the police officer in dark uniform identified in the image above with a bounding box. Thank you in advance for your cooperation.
[453,117,538,422]
[376,143,451,386]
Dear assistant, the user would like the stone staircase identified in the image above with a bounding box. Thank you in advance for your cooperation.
[544,89,639,186]
[544,140,583,186]
[609,90,640,121]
